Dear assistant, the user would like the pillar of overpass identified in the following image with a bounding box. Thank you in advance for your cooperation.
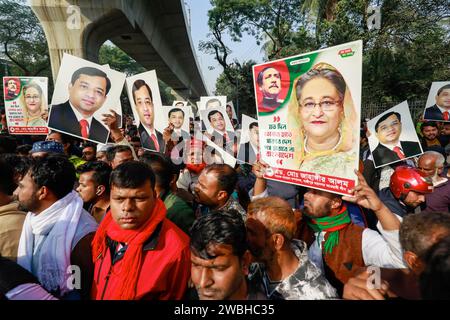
[30,0,99,82]
[30,0,208,100]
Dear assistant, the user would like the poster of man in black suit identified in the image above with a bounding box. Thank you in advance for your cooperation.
[48,54,126,144]
[131,79,165,153]
[423,82,450,122]
[201,108,237,157]
[237,119,259,164]
[369,103,423,168]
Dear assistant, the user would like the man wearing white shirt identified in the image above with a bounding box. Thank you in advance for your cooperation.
[48,67,111,143]
[372,111,422,167]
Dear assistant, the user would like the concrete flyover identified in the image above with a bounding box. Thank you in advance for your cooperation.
[30,0,208,100]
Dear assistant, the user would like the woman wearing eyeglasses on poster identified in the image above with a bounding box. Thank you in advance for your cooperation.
[288,63,358,177]
[20,82,48,127]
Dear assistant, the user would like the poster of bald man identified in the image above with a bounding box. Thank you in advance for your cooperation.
[368,101,423,168]
[48,54,126,144]
[125,70,165,153]
[423,81,450,122]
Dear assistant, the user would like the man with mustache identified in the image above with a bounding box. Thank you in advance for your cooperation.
[372,111,422,167]
[257,67,283,112]
[5,78,19,100]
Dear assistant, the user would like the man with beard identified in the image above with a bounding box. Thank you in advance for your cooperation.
[13,155,97,299]
[76,161,112,223]
[420,122,442,150]
[379,166,434,217]
[297,170,407,295]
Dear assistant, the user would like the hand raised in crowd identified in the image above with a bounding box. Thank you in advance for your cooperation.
[251,159,269,197]
[252,159,269,179]
[342,169,384,212]
[163,123,174,143]
[343,268,391,300]
[102,109,120,130]
[343,169,401,230]
[102,109,123,142]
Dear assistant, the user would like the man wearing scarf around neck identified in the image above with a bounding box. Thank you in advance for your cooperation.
[91,161,190,300]
[14,155,98,300]
[299,170,407,295]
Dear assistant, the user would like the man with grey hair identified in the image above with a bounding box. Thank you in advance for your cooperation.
[417,151,450,213]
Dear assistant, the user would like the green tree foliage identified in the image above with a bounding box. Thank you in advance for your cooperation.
[318,0,450,104]
[0,0,50,77]
[99,43,177,110]
[206,0,449,108]
[215,60,258,117]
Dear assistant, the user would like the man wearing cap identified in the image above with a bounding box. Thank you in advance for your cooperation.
[372,112,422,167]
[29,140,65,159]
[378,166,434,218]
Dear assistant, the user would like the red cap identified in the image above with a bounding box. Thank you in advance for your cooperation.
[390,166,434,199]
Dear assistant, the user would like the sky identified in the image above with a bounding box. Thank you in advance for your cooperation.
[185,0,264,94]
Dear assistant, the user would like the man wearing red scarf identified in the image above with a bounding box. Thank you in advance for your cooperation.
[91,161,190,300]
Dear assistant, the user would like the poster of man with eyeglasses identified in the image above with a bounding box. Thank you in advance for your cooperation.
[2,77,49,135]
[367,101,423,168]
[252,40,362,195]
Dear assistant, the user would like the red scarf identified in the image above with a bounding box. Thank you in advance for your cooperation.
[186,162,206,174]
[91,198,167,300]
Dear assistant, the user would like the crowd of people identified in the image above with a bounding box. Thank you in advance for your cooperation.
[0,105,449,301]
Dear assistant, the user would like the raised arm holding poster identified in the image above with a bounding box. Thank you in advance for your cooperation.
[368,101,423,168]
[48,54,126,144]
[125,70,165,153]
[253,40,362,195]
[423,81,450,122]
[3,77,48,135]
